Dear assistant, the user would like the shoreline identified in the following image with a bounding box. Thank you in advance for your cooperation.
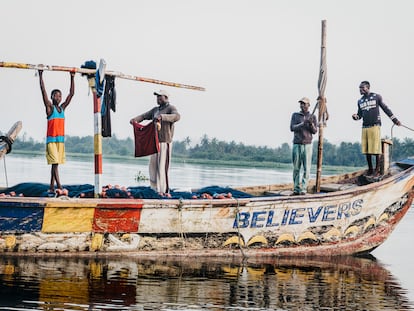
[11,150,361,175]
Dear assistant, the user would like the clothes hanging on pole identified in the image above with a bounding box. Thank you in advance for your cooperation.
[101,75,116,137]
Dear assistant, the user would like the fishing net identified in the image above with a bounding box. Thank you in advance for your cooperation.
[0,183,253,199]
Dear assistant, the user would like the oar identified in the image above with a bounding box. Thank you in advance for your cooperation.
[0,61,205,91]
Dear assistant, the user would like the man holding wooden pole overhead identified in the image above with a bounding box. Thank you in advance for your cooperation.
[38,70,75,194]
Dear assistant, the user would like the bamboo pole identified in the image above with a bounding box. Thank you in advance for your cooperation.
[316,20,328,193]
[0,61,205,91]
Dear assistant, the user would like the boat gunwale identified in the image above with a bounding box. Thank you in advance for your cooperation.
[0,163,413,207]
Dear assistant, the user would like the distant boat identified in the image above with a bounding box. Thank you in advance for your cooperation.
[0,139,413,257]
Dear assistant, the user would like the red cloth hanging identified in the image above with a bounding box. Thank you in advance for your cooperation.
[132,121,160,157]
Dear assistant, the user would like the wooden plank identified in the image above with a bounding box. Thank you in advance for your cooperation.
[96,200,144,209]
[319,183,357,192]
[42,207,95,233]
[93,201,143,233]
[0,202,44,232]
[93,208,141,233]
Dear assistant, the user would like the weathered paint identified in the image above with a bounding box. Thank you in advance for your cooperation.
[0,201,44,232]
[234,198,364,228]
[93,204,141,233]
[93,199,143,233]
[42,206,95,233]
[0,164,413,256]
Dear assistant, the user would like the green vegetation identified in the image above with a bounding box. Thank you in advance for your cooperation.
[12,134,414,168]
[135,170,149,182]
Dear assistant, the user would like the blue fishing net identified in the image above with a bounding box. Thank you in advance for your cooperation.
[0,183,253,199]
[0,183,94,198]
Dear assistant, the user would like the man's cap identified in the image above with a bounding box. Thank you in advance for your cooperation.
[298,97,310,105]
[154,90,169,98]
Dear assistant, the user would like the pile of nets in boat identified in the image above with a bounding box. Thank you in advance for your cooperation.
[0,183,253,199]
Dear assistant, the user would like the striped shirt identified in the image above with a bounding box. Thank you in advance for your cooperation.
[46,106,65,143]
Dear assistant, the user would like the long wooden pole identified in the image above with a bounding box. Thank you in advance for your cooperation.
[316,20,328,193]
[0,61,206,91]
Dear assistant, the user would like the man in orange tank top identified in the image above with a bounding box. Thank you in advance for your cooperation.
[38,70,75,193]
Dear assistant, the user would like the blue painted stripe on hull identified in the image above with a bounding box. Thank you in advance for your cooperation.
[0,203,44,232]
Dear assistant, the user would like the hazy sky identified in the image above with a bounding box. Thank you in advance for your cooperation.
[1,0,413,147]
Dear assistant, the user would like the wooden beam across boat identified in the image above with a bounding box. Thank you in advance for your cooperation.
[0,61,206,91]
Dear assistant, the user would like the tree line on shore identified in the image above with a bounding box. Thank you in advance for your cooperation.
[13,134,414,167]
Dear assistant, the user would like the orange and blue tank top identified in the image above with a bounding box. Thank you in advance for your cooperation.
[46,106,65,143]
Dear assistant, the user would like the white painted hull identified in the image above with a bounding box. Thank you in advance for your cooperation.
[0,161,413,257]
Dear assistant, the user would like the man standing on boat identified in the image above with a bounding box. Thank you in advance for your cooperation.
[38,70,75,193]
[352,81,401,177]
[290,97,318,195]
[130,90,180,194]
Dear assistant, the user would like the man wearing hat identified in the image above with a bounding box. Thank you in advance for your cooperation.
[130,90,180,194]
[290,97,318,195]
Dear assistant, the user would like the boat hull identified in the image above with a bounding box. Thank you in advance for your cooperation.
[1,164,413,257]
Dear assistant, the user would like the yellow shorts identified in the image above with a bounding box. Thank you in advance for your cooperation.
[46,142,66,164]
[361,126,381,154]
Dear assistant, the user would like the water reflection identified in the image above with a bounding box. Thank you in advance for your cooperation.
[0,255,412,310]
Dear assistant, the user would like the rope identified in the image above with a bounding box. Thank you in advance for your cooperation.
[203,199,214,247]
[390,123,414,161]
[234,198,247,260]
[401,124,414,132]
[391,123,414,138]
[0,136,13,187]
[3,156,8,188]
[178,199,186,249]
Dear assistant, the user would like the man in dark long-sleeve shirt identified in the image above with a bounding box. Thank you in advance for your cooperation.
[290,97,318,195]
[352,81,401,176]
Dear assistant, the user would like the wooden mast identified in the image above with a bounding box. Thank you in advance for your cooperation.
[316,20,328,193]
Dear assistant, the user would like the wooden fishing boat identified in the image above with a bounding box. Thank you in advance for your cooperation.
[1,21,413,258]
[0,140,413,258]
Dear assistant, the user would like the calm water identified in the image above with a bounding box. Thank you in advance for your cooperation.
[0,154,293,189]
[0,154,413,310]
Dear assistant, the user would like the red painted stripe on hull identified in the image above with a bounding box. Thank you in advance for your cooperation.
[93,208,141,233]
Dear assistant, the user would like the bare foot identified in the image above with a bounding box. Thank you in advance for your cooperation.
[365,169,374,176]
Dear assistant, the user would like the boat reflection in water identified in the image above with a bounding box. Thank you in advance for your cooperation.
[0,255,412,310]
